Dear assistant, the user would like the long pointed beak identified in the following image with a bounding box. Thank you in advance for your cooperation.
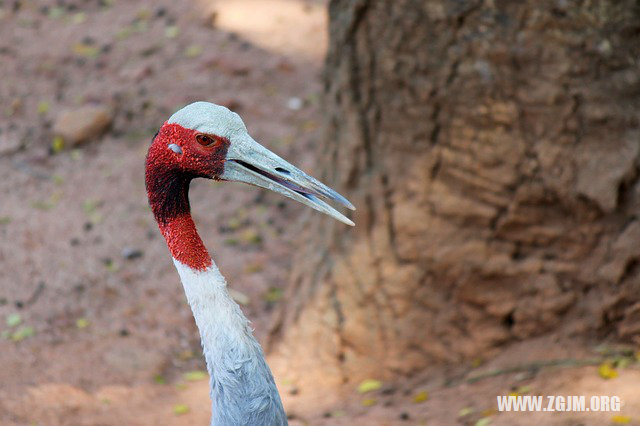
[220,135,355,226]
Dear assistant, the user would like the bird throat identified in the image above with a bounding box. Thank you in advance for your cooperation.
[146,142,213,271]
[156,211,212,271]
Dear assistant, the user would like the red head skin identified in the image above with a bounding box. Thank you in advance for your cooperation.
[145,123,230,270]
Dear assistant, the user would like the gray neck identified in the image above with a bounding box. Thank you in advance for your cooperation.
[172,258,287,426]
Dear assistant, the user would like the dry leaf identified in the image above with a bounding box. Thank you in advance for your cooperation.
[598,362,619,379]
[357,379,382,394]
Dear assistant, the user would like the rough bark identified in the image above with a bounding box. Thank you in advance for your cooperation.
[270,0,640,394]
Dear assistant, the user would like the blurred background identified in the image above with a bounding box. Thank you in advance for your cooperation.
[0,0,639,425]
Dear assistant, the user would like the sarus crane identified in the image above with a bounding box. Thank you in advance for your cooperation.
[145,102,355,425]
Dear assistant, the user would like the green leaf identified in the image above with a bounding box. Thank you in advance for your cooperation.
[173,404,190,415]
[240,228,262,245]
[475,418,492,426]
[51,136,65,153]
[458,407,474,417]
[6,313,22,327]
[263,287,283,303]
[37,101,50,114]
[48,7,65,19]
[357,379,382,394]
[75,318,90,329]
[184,45,202,58]
[83,199,99,214]
[183,370,208,381]
[154,374,166,384]
[71,12,86,24]
[165,25,179,39]
[11,325,35,342]
[73,43,100,58]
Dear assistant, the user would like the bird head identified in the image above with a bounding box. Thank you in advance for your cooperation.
[147,102,354,225]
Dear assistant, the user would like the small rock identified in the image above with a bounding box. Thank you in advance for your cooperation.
[53,104,113,147]
[286,97,303,111]
[0,134,23,156]
[121,247,143,260]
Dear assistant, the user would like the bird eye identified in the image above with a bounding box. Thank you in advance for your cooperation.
[196,134,215,147]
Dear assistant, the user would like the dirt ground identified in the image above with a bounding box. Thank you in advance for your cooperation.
[0,0,638,425]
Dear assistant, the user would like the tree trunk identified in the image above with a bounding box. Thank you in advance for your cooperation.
[270,0,640,397]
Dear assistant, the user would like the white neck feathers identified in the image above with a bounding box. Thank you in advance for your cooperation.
[172,258,287,426]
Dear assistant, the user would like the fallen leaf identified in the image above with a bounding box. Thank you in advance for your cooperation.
[73,43,100,58]
[616,357,631,369]
[471,358,484,368]
[51,136,65,153]
[458,407,474,417]
[31,200,55,211]
[413,390,428,403]
[244,262,263,274]
[361,398,376,407]
[173,404,190,415]
[226,217,242,230]
[76,318,90,329]
[611,415,632,424]
[475,418,491,426]
[154,374,166,384]
[116,27,132,40]
[177,350,194,361]
[83,199,100,214]
[184,45,202,58]
[223,238,239,246]
[71,12,86,24]
[37,101,50,114]
[240,228,262,245]
[183,370,208,381]
[598,362,619,379]
[132,20,148,33]
[11,326,35,342]
[6,313,21,327]
[136,8,151,20]
[48,7,65,19]
[263,287,283,303]
[357,379,383,394]
[104,259,119,273]
[165,25,179,38]
[481,408,497,417]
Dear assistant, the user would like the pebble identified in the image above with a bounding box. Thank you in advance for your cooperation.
[286,97,303,110]
[53,104,113,147]
[121,247,143,260]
